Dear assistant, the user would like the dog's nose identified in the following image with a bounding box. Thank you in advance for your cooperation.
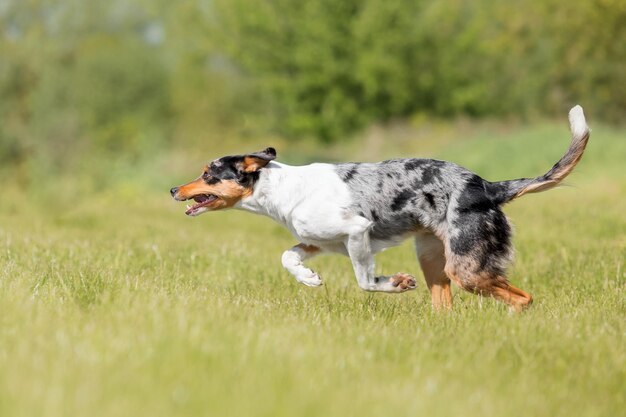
[170,187,179,197]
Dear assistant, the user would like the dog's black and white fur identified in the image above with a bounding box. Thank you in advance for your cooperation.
[171,106,590,310]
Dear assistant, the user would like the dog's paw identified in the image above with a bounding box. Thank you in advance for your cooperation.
[372,273,416,293]
[297,271,323,287]
[390,273,416,291]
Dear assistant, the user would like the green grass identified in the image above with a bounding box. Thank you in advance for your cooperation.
[1,122,624,417]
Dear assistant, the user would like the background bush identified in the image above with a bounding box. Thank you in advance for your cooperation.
[0,0,624,167]
[213,0,626,139]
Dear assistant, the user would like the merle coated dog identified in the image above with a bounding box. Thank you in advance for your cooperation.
[171,106,590,311]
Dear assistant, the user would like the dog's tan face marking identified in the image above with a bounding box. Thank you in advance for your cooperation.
[175,175,253,215]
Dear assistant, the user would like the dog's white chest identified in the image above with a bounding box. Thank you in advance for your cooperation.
[238,162,369,243]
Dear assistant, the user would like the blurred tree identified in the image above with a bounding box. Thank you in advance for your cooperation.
[212,0,626,140]
[0,0,171,177]
[212,0,367,140]
[0,0,624,171]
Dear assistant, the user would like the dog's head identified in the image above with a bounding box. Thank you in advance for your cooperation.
[170,147,276,216]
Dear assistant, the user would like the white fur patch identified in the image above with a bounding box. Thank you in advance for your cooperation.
[568,105,589,139]
[237,162,368,244]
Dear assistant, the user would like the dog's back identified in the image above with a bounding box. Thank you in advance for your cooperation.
[336,159,471,240]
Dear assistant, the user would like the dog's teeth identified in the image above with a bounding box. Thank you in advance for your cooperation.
[186,204,192,210]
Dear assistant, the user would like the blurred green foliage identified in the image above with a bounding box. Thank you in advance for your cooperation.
[0,0,624,171]
[214,0,626,139]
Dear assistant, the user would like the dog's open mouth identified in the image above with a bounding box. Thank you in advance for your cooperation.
[185,194,218,215]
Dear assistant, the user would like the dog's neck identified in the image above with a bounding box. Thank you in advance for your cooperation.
[236,162,302,224]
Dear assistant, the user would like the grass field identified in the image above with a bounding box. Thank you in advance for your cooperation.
[1,121,624,417]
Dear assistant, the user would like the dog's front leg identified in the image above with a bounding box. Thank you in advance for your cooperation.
[346,232,416,293]
[281,243,323,287]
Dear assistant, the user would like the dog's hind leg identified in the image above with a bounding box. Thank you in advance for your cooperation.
[415,232,453,310]
[439,204,533,311]
[281,243,323,287]
[445,261,533,312]
[443,212,533,311]
[345,231,416,293]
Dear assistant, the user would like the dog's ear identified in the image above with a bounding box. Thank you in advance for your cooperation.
[239,147,277,173]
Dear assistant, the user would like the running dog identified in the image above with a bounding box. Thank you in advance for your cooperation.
[170,106,590,311]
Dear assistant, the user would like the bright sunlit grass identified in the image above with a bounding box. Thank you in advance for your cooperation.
[0,122,624,417]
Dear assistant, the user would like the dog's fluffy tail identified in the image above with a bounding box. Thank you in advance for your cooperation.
[488,105,590,205]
